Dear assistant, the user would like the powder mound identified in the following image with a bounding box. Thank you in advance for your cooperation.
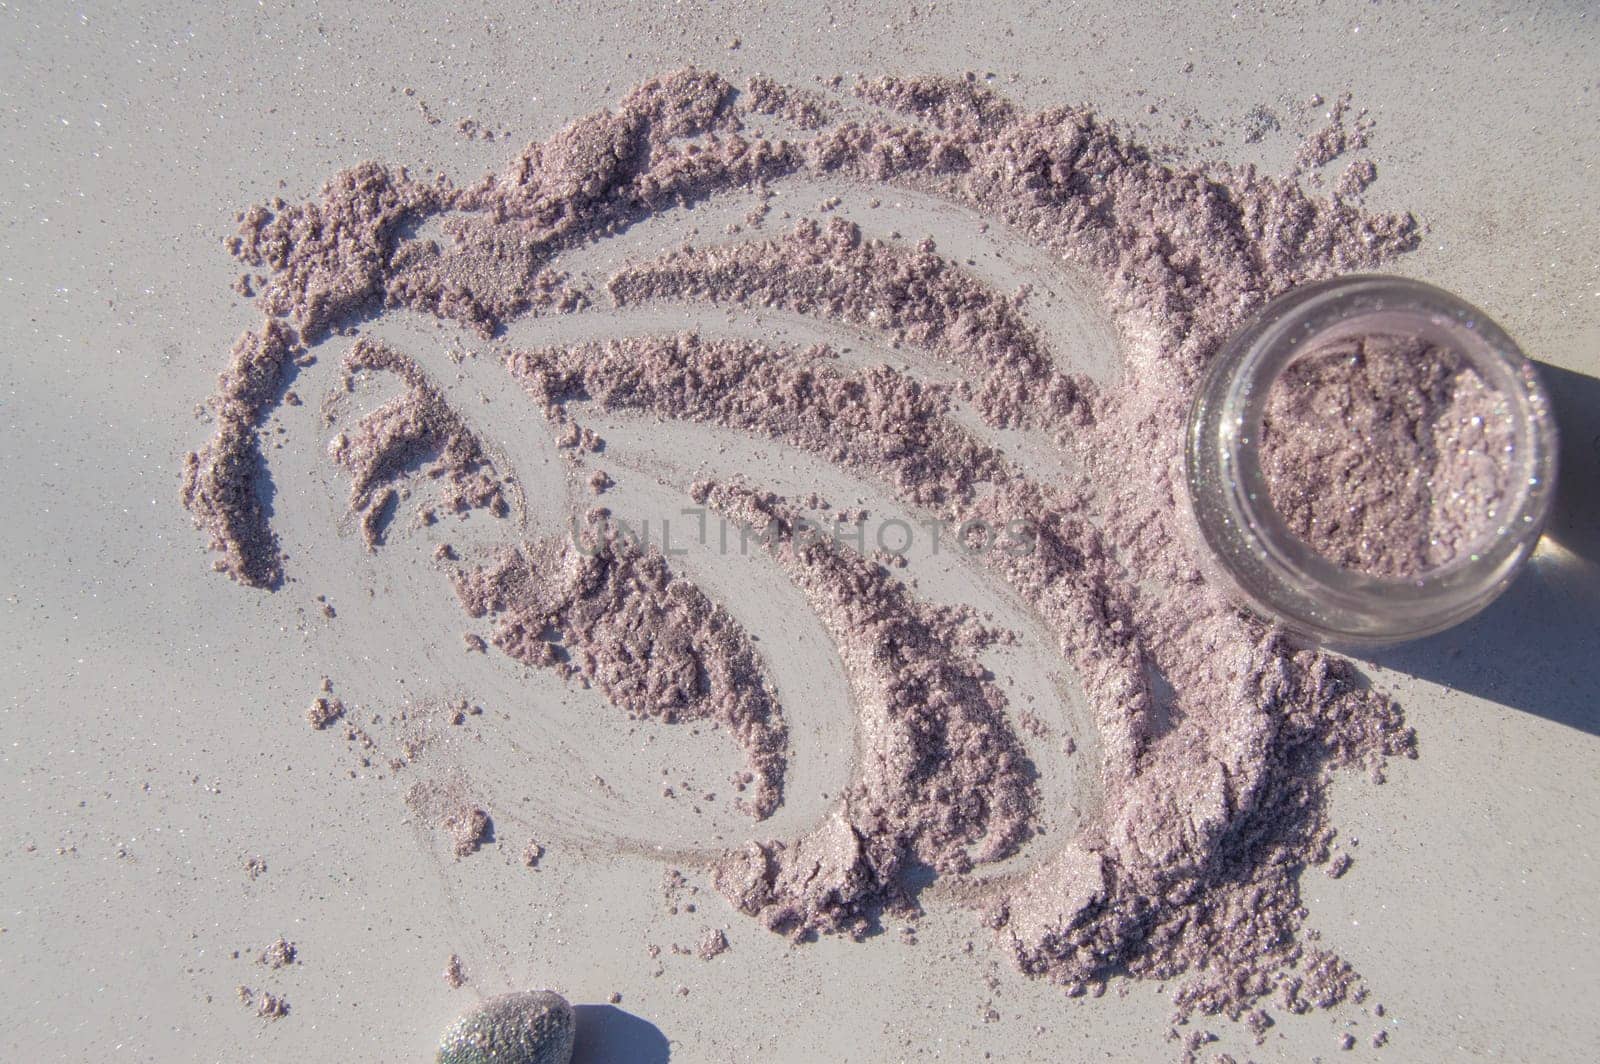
[744,74,837,130]
[855,73,1020,136]
[1089,642,1408,1014]
[453,529,789,820]
[1259,335,1512,578]
[227,163,445,342]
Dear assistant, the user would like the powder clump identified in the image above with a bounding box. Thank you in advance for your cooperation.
[237,985,290,1020]
[306,695,345,730]
[407,777,494,857]
[696,928,730,960]
[257,937,297,969]
[444,808,491,857]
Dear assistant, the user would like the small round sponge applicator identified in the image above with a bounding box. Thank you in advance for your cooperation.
[436,990,575,1064]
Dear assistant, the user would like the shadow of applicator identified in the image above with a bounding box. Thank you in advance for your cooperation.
[572,1004,672,1064]
[1359,359,1600,737]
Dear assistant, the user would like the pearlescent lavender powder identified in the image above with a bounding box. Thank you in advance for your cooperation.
[182,71,1422,1052]
[1259,334,1513,579]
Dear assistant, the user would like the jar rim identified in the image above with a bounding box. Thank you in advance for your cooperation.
[1186,274,1560,644]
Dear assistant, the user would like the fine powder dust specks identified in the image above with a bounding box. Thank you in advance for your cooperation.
[181,69,1421,1040]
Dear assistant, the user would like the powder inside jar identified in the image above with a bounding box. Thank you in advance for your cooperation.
[1259,334,1514,579]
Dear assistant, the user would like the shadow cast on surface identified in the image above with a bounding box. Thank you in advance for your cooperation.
[1361,360,1600,737]
[1537,360,1600,566]
[573,1004,670,1064]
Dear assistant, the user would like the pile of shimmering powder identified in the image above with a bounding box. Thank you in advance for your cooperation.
[182,71,1422,1052]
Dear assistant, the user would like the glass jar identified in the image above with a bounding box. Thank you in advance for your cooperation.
[1184,274,1560,647]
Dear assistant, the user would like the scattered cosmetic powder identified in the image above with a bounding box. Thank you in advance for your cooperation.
[407,775,495,858]
[184,70,1423,1043]
[237,985,290,1021]
[1259,334,1512,578]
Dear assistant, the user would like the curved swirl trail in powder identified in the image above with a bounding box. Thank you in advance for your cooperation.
[181,69,1420,1040]
[509,332,1011,509]
[332,338,511,544]
[695,479,1036,938]
[607,217,1088,429]
[453,530,791,821]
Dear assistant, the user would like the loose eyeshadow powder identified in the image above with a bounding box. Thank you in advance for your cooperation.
[1258,334,1512,578]
[182,70,1424,1047]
